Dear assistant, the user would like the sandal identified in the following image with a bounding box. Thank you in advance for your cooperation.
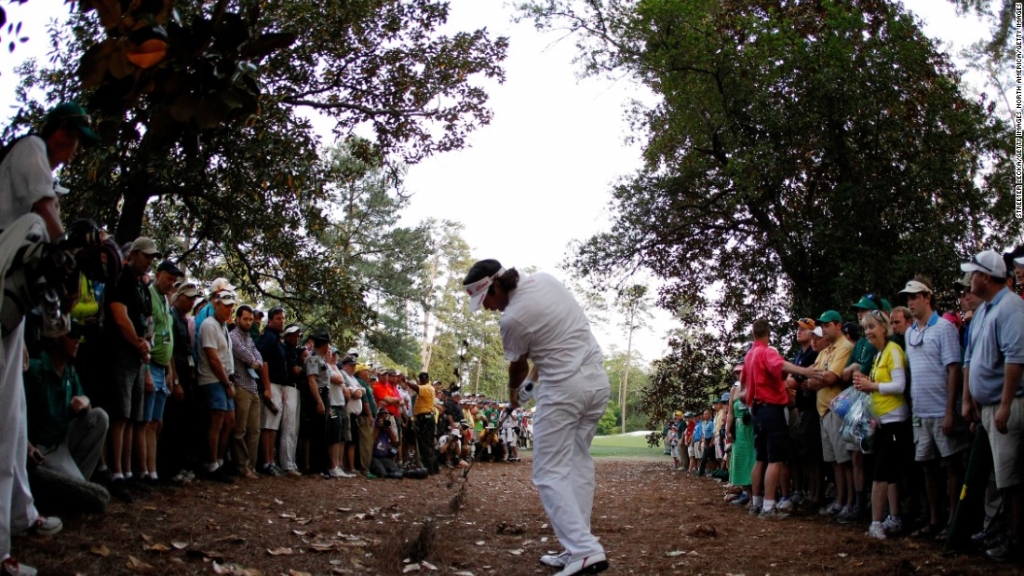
[911,524,941,538]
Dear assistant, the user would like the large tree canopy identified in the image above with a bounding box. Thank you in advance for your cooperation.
[5,0,507,340]
[521,0,1015,326]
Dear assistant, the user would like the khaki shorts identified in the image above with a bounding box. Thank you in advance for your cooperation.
[820,410,851,464]
[981,397,1023,490]
[913,416,970,461]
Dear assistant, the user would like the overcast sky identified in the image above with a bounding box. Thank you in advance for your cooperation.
[0,0,992,363]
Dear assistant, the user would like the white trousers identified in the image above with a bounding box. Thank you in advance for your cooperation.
[532,363,610,561]
[1,322,39,560]
[278,385,300,470]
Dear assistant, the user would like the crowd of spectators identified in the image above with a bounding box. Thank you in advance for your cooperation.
[663,247,1024,563]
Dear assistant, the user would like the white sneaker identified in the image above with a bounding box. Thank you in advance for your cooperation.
[338,470,356,478]
[540,550,571,568]
[868,521,887,540]
[776,498,794,513]
[328,467,344,478]
[553,552,608,576]
[882,515,902,533]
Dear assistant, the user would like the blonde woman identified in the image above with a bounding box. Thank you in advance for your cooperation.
[852,310,912,539]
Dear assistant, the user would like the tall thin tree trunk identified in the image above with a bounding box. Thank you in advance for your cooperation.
[621,328,634,434]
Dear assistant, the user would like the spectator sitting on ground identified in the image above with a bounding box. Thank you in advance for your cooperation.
[24,326,110,514]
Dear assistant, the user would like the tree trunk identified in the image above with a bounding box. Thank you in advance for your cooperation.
[621,328,634,434]
[115,175,151,243]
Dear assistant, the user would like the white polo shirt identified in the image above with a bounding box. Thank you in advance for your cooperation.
[0,136,56,231]
[499,272,603,384]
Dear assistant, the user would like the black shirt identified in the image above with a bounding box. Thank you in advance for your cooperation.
[257,327,289,385]
[105,270,152,346]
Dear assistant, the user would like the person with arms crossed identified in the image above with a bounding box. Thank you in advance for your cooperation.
[463,260,609,576]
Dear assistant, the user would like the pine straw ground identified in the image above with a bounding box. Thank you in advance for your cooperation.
[11,457,1022,575]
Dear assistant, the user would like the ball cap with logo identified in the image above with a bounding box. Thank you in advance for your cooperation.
[960,249,1007,278]
[44,102,101,144]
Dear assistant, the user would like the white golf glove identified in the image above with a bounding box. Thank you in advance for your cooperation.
[517,380,536,403]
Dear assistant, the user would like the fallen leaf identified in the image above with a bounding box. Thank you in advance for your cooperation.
[266,547,293,556]
[337,507,352,512]
[280,512,297,519]
[309,542,335,552]
[142,506,157,511]
[126,555,154,571]
[292,530,307,536]
[838,553,848,558]
[509,549,523,556]
[475,540,485,546]
[140,533,153,544]
[90,544,111,557]
[144,543,169,552]
[666,550,685,557]
[288,571,311,576]
[274,499,284,505]
[403,564,421,573]
[171,541,188,550]
[421,561,437,571]
[296,518,312,525]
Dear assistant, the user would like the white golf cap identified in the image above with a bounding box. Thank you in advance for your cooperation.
[898,280,932,295]
[960,249,1006,278]
[464,267,505,312]
[1015,256,1024,267]
[210,277,236,293]
[812,326,824,338]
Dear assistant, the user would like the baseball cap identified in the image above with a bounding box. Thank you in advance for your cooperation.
[210,277,236,293]
[898,280,931,295]
[796,317,815,330]
[347,348,358,357]
[1015,256,1024,268]
[173,281,200,298]
[355,364,370,373]
[674,411,683,418]
[156,259,184,277]
[851,294,882,311]
[340,355,356,366]
[720,392,730,403]
[309,328,331,344]
[130,237,162,258]
[43,102,100,144]
[216,291,238,306]
[953,272,972,292]
[817,310,843,324]
[283,324,302,336]
[961,249,1007,278]
[812,326,824,338]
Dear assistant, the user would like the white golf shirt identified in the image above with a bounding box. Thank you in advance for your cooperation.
[499,272,603,383]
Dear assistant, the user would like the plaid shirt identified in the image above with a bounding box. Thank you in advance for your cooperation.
[230,327,263,394]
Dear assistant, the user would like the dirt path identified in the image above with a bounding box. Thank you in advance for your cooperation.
[12,458,1021,575]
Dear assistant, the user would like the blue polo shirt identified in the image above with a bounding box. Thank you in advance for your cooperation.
[965,287,1024,406]
[692,419,704,441]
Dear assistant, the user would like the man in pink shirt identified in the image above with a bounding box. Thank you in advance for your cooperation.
[743,319,816,518]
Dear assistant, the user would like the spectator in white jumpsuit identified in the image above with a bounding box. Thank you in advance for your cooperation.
[463,259,610,576]
[0,102,97,575]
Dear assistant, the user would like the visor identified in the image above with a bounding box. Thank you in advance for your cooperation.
[465,267,505,312]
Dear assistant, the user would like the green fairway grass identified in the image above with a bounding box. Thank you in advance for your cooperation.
[589,432,664,458]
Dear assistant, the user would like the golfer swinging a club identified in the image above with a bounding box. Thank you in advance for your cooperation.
[464,259,610,576]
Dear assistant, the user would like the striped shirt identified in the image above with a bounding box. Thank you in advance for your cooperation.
[906,312,962,418]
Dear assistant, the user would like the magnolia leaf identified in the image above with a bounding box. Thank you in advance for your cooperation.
[266,547,293,556]
[90,544,111,557]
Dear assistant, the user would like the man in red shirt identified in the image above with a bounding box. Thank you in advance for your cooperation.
[743,319,815,518]
[371,370,401,423]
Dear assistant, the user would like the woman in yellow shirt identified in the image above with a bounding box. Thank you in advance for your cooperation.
[853,310,912,540]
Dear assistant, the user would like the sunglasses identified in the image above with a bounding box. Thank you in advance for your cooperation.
[970,255,994,274]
